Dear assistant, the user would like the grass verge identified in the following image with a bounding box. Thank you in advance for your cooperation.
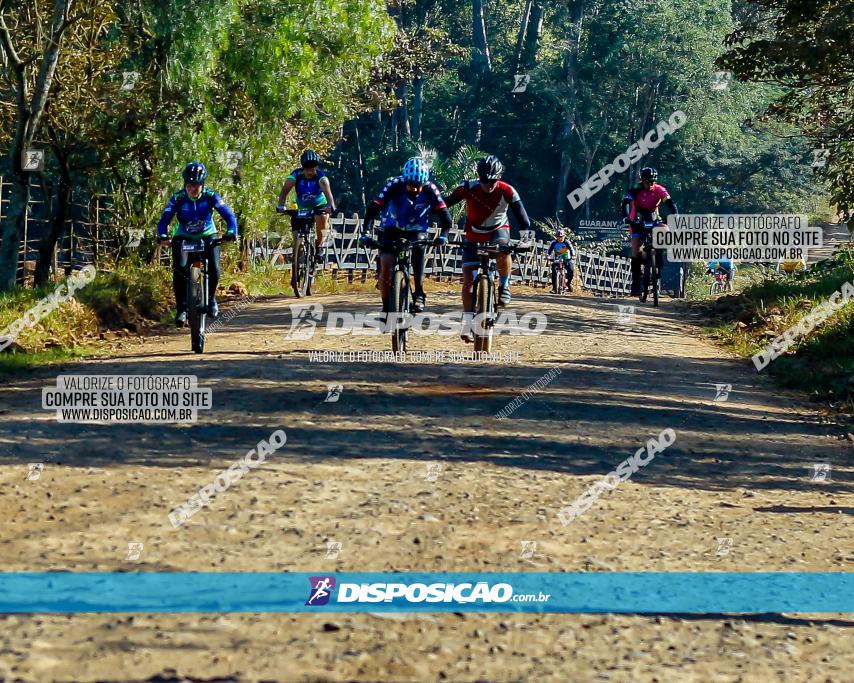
[686,247,854,411]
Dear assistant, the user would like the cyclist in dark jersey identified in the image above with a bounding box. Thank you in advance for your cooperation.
[277,150,336,258]
[157,161,237,326]
[360,157,452,314]
[622,167,678,296]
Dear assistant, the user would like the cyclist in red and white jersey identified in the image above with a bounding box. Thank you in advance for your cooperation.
[445,155,531,342]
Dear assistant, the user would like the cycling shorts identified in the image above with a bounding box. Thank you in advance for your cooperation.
[630,221,665,240]
[378,227,428,254]
[462,227,510,267]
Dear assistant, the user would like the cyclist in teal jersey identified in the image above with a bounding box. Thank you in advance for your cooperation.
[276,150,336,257]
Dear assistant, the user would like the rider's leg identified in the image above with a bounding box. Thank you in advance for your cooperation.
[207,238,222,316]
[551,261,558,293]
[171,238,189,316]
[314,211,329,252]
[630,235,643,296]
[493,229,512,305]
[378,251,394,312]
[460,264,476,342]
[411,236,427,312]
[566,259,575,292]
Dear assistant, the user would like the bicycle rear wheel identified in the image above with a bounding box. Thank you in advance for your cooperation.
[390,268,409,353]
[189,265,206,354]
[473,274,494,353]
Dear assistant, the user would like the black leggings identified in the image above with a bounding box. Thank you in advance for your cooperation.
[171,236,221,312]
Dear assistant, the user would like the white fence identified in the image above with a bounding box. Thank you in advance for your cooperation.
[250,213,632,295]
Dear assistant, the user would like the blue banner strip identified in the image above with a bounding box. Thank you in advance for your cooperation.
[0,573,851,613]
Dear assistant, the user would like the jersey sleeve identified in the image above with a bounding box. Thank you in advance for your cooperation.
[156,192,181,237]
[287,169,299,183]
[212,191,239,234]
[372,178,400,208]
[656,185,671,200]
[502,183,521,203]
[425,182,447,210]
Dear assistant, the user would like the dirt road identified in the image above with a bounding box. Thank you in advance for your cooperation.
[0,286,852,682]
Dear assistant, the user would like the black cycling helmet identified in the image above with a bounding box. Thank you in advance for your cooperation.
[182,161,207,184]
[477,155,504,182]
[640,167,658,183]
[300,150,321,168]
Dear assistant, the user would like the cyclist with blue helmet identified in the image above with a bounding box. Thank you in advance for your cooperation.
[276,150,336,262]
[157,161,237,326]
[360,157,452,314]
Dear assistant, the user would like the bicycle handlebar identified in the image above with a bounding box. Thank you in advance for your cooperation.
[447,240,533,253]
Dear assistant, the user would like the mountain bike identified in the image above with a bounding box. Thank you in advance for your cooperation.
[365,234,431,353]
[278,208,316,298]
[553,259,568,295]
[176,235,229,354]
[635,220,664,307]
[709,268,731,295]
[452,240,532,352]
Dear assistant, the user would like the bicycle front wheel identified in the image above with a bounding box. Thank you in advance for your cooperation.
[296,238,312,298]
[189,265,206,354]
[473,274,494,353]
[390,268,409,353]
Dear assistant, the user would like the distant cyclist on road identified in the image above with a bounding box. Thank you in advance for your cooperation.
[445,155,531,342]
[157,161,237,326]
[359,158,452,315]
[547,229,576,293]
[622,167,678,297]
[707,257,736,285]
[276,150,336,261]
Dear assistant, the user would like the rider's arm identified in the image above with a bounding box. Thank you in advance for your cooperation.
[444,184,465,209]
[156,193,179,239]
[509,199,531,232]
[362,200,382,233]
[212,192,238,236]
[277,177,296,207]
[319,176,336,212]
[547,242,555,255]
[433,206,453,236]
[663,197,678,216]
[622,194,634,220]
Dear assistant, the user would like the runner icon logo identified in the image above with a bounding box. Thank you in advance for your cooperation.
[811,464,831,482]
[425,463,443,482]
[325,384,343,403]
[286,303,323,340]
[715,537,733,557]
[714,384,732,402]
[306,576,336,606]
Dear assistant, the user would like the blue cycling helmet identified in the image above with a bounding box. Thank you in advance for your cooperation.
[183,161,207,184]
[402,157,430,185]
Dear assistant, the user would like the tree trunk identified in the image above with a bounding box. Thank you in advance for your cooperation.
[350,121,367,211]
[555,0,585,220]
[514,0,534,73]
[0,0,74,291]
[395,82,411,140]
[412,76,424,140]
[471,0,491,74]
[523,3,545,70]
[35,139,72,286]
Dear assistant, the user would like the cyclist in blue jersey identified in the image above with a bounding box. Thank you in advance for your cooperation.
[359,158,452,314]
[276,150,336,259]
[157,162,237,326]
